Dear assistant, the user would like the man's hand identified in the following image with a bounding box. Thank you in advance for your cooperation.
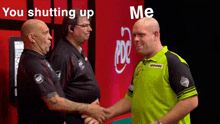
[82,98,131,124]
[82,99,105,124]
[82,107,111,123]
[82,115,100,124]
[91,99,100,105]
[102,108,112,121]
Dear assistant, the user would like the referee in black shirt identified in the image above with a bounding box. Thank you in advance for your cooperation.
[50,9,102,124]
[17,19,106,124]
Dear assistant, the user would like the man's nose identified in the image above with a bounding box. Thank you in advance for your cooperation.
[133,36,139,42]
[49,34,52,40]
[88,25,92,32]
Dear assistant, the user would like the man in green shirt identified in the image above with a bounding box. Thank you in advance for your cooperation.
[86,17,198,124]
[83,17,198,124]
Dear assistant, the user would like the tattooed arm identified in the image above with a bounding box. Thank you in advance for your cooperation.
[42,92,106,123]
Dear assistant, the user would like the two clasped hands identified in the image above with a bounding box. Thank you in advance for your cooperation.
[81,99,112,124]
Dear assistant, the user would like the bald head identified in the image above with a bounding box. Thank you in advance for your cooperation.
[21,19,52,55]
[21,19,45,39]
[132,17,162,58]
[134,17,160,34]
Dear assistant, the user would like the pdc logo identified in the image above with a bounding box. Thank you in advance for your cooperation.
[114,27,132,74]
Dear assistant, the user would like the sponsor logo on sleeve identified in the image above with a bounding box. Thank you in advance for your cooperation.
[180,76,189,87]
[34,74,44,84]
[129,84,134,92]
[56,70,61,80]
[45,61,53,71]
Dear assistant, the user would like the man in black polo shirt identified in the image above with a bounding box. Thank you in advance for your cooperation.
[17,19,105,124]
[50,9,101,124]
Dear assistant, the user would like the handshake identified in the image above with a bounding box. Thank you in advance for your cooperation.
[80,98,131,124]
[81,99,112,124]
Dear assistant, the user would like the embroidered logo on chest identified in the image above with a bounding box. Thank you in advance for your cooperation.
[78,59,85,70]
[149,63,163,69]
[85,57,88,61]
[135,66,142,78]
[137,66,142,71]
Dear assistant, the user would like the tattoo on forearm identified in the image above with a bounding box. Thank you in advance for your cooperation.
[45,92,58,104]
[64,99,88,114]
[83,104,89,113]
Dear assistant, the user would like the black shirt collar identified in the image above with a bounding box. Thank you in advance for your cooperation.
[23,49,46,59]
[63,37,85,59]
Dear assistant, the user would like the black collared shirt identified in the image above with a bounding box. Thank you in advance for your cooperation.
[50,38,100,123]
[17,49,65,124]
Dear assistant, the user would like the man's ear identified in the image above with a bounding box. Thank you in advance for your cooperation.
[28,33,35,43]
[68,25,74,33]
[153,31,159,41]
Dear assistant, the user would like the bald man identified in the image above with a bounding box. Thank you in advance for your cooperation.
[17,19,106,124]
[84,17,198,124]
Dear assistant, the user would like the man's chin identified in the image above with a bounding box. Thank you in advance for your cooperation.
[81,39,88,43]
[137,51,144,56]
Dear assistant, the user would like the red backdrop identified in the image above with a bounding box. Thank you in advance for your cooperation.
[95,0,144,123]
[0,0,144,123]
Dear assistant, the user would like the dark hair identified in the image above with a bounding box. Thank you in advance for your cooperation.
[62,8,92,36]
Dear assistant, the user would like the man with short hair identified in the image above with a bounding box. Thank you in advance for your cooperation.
[50,9,102,124]
[85,17,198,124]
[17,19,105,124]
